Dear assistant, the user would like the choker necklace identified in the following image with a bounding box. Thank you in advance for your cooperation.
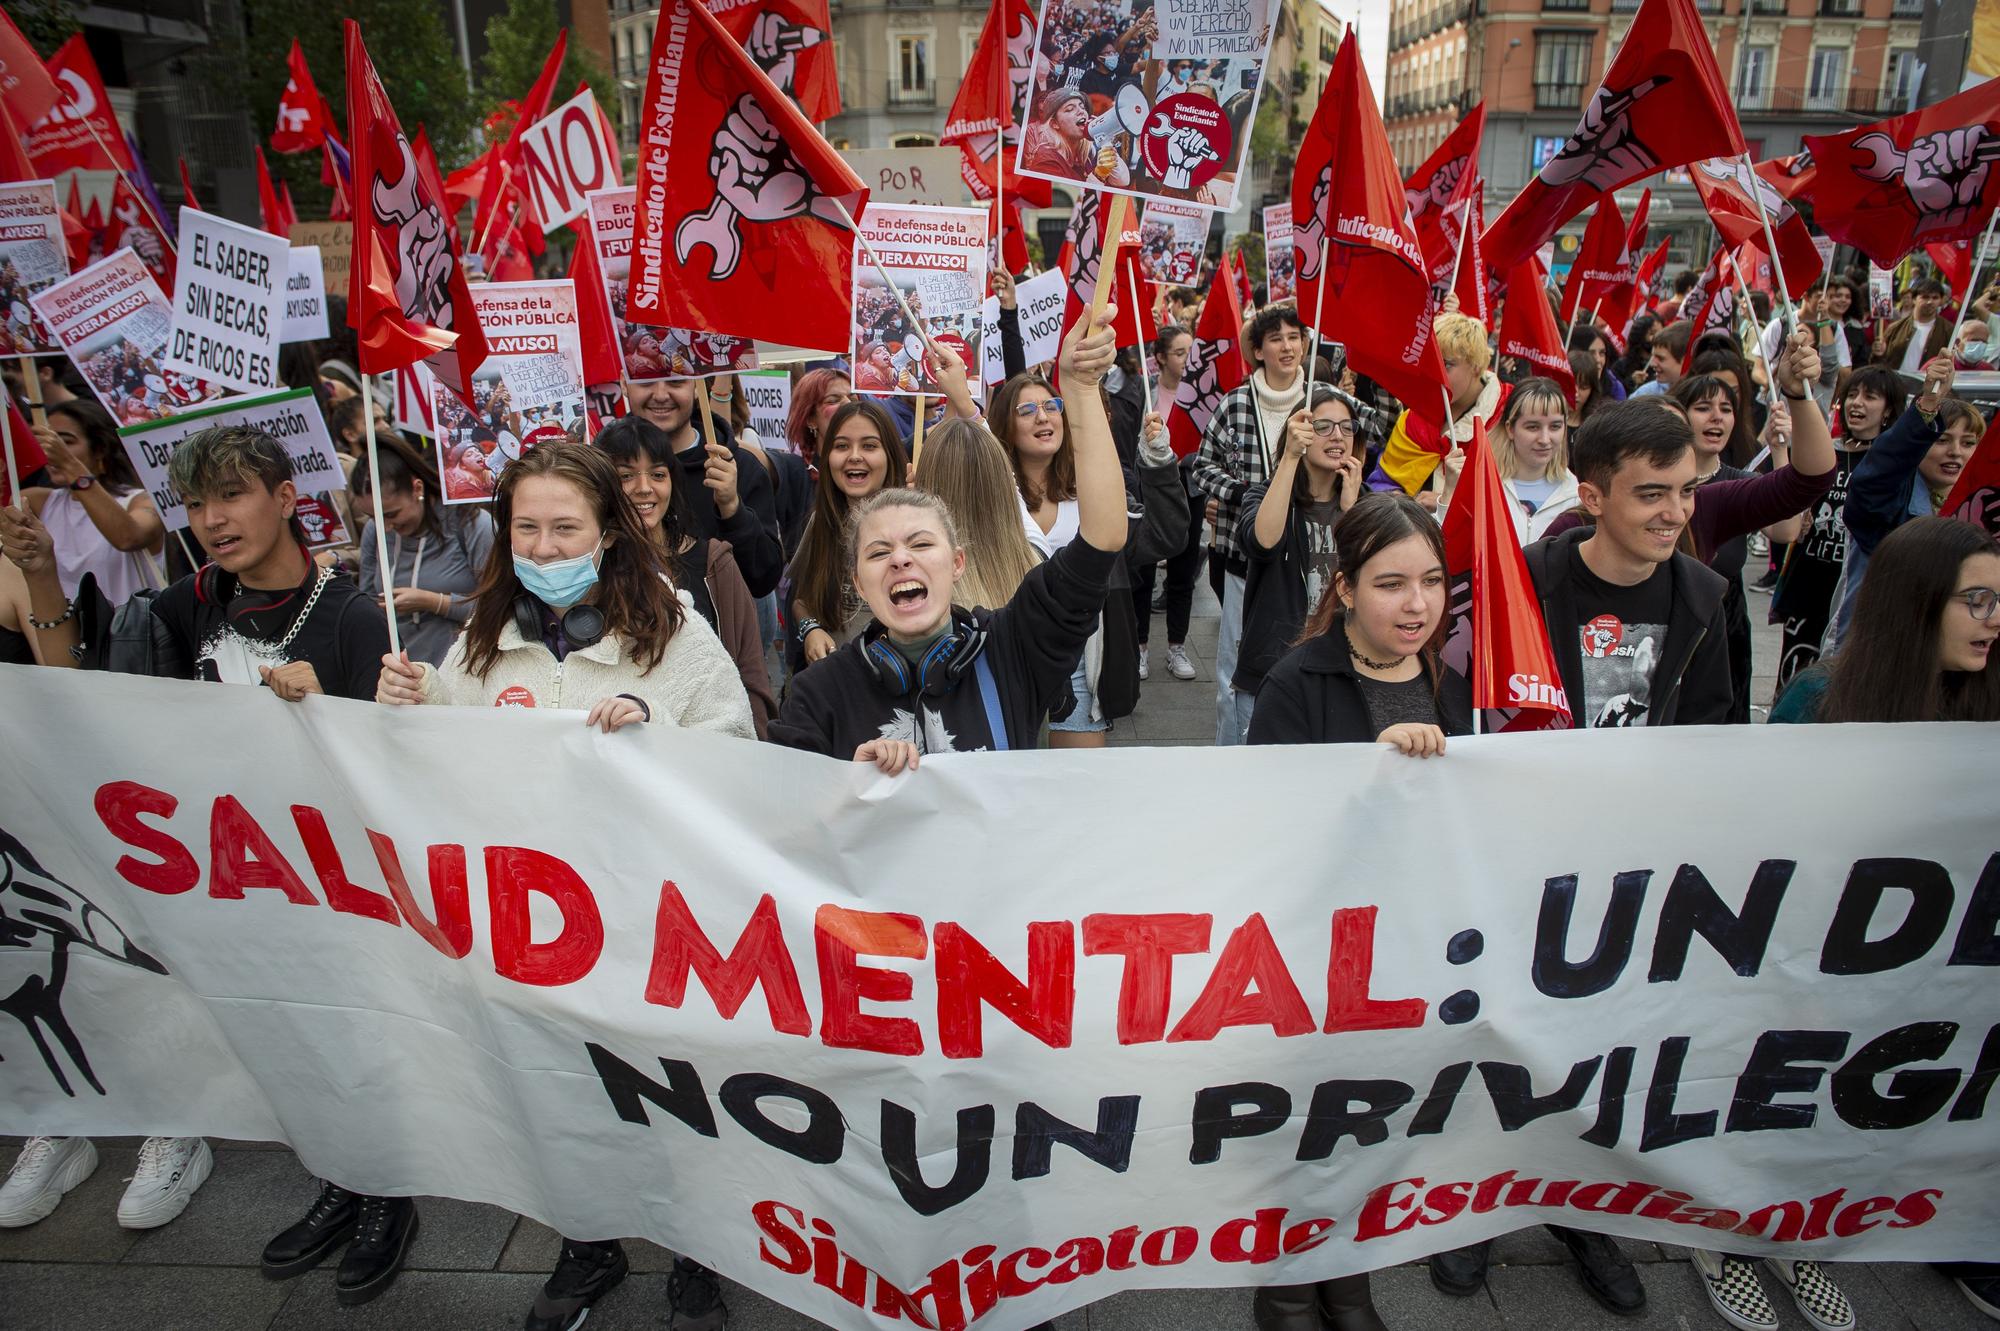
[1345,625,1406,672]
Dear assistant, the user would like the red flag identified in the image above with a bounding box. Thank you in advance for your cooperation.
[1680,246,1740,373]
[568,218,623,387]
[322,132,353,221]
[1942,421,2000,536]
[0,9,62,127]
[82,192,104,241]
[627,0,866,351]
[255,147,289,237]
[1167,253,1249,458]
[1454,191,1492,325]
[1575,189,1650,317]
[344,19,489,402]
[0,383,49,506]
[1801,79,2000,268]
[1498,258,1576,405]
[1929,239,1972,299]
[411,130,458,252]
[104,175,174,290]
[1604,236,1670,351]
[1482,0,1743,272]
[25,35,139,179]
[473,33,567,244]
[944,0,1026,146]
[1294,30,1447,425]
[1558,194,1627,324]
[0,100,38,185]
[711,0,840,124]
[177,158,201,211]
[1691,157,1822,298]
[1059,190,1146,348]
[1440,419,1573,728]
[1403,103,1485,309]
[580,83,625,188]
[272,39,331,154]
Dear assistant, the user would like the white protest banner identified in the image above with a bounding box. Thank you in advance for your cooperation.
[1017,0,1275,212]
[839,148,969,206]
[585,187,759,382]
[431,280,585,504]
[30,248,224,425]
[1263,202,1296,303]
[981,266,1066,386]
[1139,200,1207,283]
[742,369,793,451]
[0,180,68,357]
[852,203,989,398]
[281,245,329,344]
[519,88,618,232]
[0,671,1994,1331]
[117,386,348,534]
[165,208,286,394]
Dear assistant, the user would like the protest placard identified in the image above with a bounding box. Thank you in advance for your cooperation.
[1868,264,1895,321]
[430,280,585,504]
[981,267,1065,386]
[289,220,352,294]
[1263,202,1296,302]
[31,248,224,425]
[839,148,969,206]
[282,245,329,344]
[742,369,794,451]
[2,672,1994,1331]
[1139,201,1207,283]
[164,208,285,394]
[0,180,69,357]
[118,386,347,535]
[851,203,988,398]
[585,186,759,382]
[518,88,618,231]
[1016,0,1275,212]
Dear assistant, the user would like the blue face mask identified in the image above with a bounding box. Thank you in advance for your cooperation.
[514,540,603,610]
[1962,341,1991,366]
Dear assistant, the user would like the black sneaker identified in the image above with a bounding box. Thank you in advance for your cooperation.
[1551,1225,1645,1315]
[334,1194,418,1306]
[1752,569,1779,591]
[666,1256,727,1330]
[1428,1240,1490,1296]
[527,1239,630,1331]
[261,1181,358,1279]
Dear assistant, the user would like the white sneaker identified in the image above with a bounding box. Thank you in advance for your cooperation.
[1691,1249,1778,1331]
[0,1136,97,1227]
[1765,1259,1854,1331]
[1166,644,1196,680]
[117,1136,212,1229]
[1137,645,1149,680]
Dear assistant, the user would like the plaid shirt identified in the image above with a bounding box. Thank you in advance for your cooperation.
[1191,375,1389,570]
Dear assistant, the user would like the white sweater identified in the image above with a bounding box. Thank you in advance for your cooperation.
[418,604,755,738]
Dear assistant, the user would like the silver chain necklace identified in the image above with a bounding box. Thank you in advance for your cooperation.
[226,564,334,657]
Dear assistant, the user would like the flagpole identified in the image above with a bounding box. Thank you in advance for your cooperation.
[1,398,18,512]
[1948,209,2000,348]
[1732,266,1774,388]
[1126,255,1153,411]
[360,399,403,658]
[1445,195,1476,299]
[912,392,926,468]
[1089,195,1133,327]
[1740,152,1796,335]
[1307,236,1331,398]
[1438,376,1479,738]
[831,196,945,361]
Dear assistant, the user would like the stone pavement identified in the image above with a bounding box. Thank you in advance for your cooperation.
[2,578,1990,1330]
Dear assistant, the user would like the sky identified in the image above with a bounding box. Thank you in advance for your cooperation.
[1320,0,1393,93]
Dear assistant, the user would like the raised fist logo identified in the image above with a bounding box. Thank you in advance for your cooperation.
[1147,116,1222,190]
[1294,172,1332,282]
[1408,154,1471,223]
[746,13,822,96]
[1854,127,2000,237]
[1175,335,1225,430]
[1695,156,1793,221]
[1541,78,1670,191]
[370,133,453,330]
[677,95,846,280]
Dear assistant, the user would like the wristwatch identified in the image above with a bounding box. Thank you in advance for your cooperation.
[69,474,95,491]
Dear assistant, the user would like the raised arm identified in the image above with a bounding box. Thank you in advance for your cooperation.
[1770,328,1832,478]
[1057,308,1129,553]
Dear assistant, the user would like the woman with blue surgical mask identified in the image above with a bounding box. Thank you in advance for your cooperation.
[375,439,753,737]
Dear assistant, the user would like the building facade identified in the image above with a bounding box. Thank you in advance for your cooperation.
[1385,0,1927,273]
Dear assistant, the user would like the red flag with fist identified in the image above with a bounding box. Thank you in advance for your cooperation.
[1692,157,1823,297]
[271,40,331,155]
[1498,258,1576,405]
[1403,104,1486,314]
[1167,253,1250,459]
[711,0,841,124]
[627,0,866,352]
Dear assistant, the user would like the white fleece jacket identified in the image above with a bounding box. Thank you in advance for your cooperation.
[418,601,755,738]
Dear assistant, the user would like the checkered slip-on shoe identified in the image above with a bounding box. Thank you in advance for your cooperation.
[1690,1250,1779,1331]
[1766,1259,1856,1331]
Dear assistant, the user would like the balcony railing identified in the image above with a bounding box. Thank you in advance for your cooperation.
[1389,1,1473,51]
[1544,0,1592,10]
[1535,81,1589,110]
[887,78,936,107]
[1739,83,1909,115]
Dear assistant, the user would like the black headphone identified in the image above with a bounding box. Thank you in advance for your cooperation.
[859,609,989,698]
[514,596,606,651]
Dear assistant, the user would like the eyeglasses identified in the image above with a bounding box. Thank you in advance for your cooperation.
[1953,586,1999,622]
[1310,419,1358,439]
[1014,398,1064,419]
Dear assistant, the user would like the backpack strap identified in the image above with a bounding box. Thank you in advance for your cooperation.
[974,653,1008,752]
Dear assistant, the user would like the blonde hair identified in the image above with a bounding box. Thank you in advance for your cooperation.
[1434,313,1492,376]
[917,418,1042,610]
[847,487,961,569]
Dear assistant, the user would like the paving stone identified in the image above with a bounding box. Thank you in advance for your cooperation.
[0,1260,291,1331]
[1370,1262,1508,1329]
[268,1269,558,1329]
[119,1149,317,1267]
[0,1141,146,1265]
[397,1195,520,1272]
[496,1214,681,1274]
[1489,1254,1712,1326]
[1870,1257,1992,1329]
[1081,1283,1257,1330]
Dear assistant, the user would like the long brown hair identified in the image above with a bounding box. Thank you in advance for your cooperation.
[1819,518,2000,723]
[915,418,1041,609]
[789,400,908,627]
[988,372,1077,510]
[460,441,684,679]
[1298,492,1449,657]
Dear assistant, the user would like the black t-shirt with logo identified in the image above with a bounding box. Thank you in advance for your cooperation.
[149,567,390,701]
[1567,555,1675,728]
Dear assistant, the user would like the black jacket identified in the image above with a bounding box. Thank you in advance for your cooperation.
[771,539,1118,757]
[675,416,786,598]
[1247,617,1474,744]
[1524,527,1733,728]
[1231,480,1316,695]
